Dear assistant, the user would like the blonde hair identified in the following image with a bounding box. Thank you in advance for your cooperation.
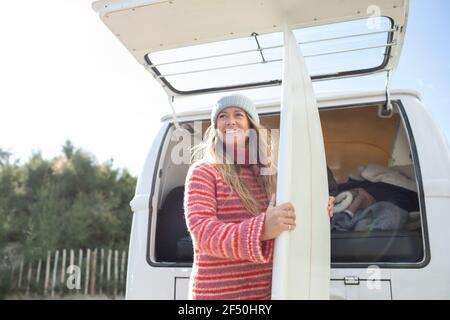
[191,116,277,215]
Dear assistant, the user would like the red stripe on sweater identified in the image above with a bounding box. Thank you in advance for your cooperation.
[196,164,217,178]
[188,200,216,211]
[259,215,268,261]
[195,260,250,267]
[192,281,269,294]
[192,288,271,299]
[219,206,251,213]
[206,223,222,254]
[195,268,272,281]
[189,176,214,191]
[241,292,272,300]
[195,218,210,247]
[216,192,235,198]
[218,224,233,259]
[232,226,239,260]
[248,217,256,262]
[186,211,215,219]
[188,189,214,198]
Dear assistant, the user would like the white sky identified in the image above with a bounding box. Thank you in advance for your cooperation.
[1,0,449,176]
[0,0,169,176]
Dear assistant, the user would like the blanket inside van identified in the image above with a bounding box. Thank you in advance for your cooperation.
[331,201,409,232]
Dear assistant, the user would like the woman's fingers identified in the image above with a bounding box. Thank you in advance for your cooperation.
[274,198,334,219]
[328,197,335,207]
[280,217,296,226]
[328,209,333,218]
[278,202,295,212]
[281,219,296,231]
[328,197,334,217]
[279,208,296,220]
[271,198,335,221]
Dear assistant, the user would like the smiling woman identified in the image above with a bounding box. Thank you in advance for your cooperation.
[217,108,249,146]
[183,93,334,299]
[184,94,283,299]
[214,95,257,157]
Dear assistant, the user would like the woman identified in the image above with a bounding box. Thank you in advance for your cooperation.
[184,94,334,300]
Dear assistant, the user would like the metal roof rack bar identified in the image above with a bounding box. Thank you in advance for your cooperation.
[149,45,281,68]
[156,59,282,78]
[307,41,396,58]
[156,42,396,78]
[298,28,395,45]
[148,28,395,68]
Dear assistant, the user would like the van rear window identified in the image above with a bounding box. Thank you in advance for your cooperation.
[145,17,394,95]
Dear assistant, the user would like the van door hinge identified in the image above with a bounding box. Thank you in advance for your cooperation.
[168,95,180,129]
[344,276,360,285]
[379,70,394,118]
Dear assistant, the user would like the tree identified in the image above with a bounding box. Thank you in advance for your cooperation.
[0,148,12,167]
[0,141,136,258]
[62,140,74,160]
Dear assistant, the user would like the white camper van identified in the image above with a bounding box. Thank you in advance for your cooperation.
[92,0,450,299]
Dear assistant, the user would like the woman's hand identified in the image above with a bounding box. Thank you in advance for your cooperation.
[262,195,335,241]
[328,196,335,218]
[261,194,296,241]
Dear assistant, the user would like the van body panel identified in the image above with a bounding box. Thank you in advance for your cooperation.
[390,199,450,299]
[128,209,191,299]
[331,279,392,300]
[127,122,169,299]
[134,123,170,195]
[402,97,450,192]
[127,211,172,299]
[386,96,450,299]
[159,90,421,123]
[125,89,450,299]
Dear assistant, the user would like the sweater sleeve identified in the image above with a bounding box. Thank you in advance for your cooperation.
[184,162,273,264]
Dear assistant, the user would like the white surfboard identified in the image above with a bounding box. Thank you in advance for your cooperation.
[271,23,330,300]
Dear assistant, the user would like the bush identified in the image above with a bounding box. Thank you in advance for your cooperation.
[0,141,136,257]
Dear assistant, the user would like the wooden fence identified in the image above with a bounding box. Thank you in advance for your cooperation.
[3,248,127,299]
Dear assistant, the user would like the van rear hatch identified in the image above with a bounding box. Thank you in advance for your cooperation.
[92,0,408,96]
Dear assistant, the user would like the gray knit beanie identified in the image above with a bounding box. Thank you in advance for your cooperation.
[211,94,260,126]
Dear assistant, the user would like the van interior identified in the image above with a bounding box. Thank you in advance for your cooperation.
[152,102,424,266]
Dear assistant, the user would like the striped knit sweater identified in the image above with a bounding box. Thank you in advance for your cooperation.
[184,160,274,300]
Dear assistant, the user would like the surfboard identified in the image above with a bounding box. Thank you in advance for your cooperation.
[271,23,330,300]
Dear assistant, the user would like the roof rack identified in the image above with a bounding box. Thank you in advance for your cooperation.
[147,28,396,70]
[144,21,397,95]
[154,42,396,79]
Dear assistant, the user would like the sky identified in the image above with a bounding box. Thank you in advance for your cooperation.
[0,0,449,177]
